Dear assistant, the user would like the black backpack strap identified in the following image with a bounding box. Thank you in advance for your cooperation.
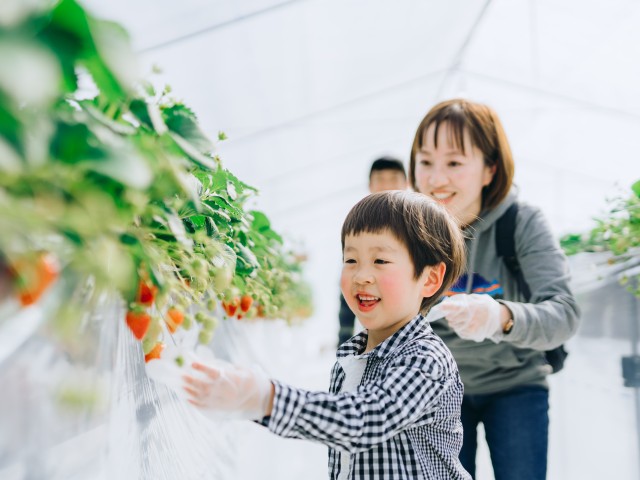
[495,203,531,301]
[495,202,567,373]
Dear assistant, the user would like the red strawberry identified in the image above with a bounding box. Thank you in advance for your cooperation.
[126,310,151,340]
[166,307,184,334]
[144,342,165,362]
[222,297,240,317]
[11,252,59,306]
[136,280,158,306]
[239,294,253,313]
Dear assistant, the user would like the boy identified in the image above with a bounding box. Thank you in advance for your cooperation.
[184,191,470,479]
[338,156,408,345]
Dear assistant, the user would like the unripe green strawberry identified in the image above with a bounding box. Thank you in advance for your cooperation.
[198,329,213,345]
[212,265,233,292]
[191,259,208,276]
[190,276,209,293]
[265,305,278,317]
[144,317,162,341]
[142,337,156,355]
[202,315,218,331]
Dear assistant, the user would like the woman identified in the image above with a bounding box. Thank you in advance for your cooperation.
[409,98,580,480]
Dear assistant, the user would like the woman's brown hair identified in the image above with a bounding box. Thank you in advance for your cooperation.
[408,99,515,212]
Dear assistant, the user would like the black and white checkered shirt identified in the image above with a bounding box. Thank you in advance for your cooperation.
[264,314,471,479]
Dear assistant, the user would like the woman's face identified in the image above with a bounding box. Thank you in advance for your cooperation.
[413,122,495,226]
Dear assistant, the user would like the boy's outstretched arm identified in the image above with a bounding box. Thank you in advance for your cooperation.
[184,348,455,453]
[264,352,453,453]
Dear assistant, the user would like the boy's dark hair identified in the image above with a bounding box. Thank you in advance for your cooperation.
[369,156,407,180]
[408,98,514,212]
[341,191,466,313]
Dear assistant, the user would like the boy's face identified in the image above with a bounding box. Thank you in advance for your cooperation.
[341,230,444,347]
[369,170,407,193]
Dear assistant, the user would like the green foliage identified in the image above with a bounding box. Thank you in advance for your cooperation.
[0,0,312,339]
[560,180,640,297]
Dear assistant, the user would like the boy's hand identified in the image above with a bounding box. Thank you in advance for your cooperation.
[183,361,274,421]
[439,294,504,342]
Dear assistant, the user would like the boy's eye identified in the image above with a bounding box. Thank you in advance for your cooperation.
[344,258,356,264]
[374,259,389,265]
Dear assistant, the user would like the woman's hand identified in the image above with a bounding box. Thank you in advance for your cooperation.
[439,293,510,342]
[183,361,274,421]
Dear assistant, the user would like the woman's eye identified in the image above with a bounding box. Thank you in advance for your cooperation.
[419,159,431,166]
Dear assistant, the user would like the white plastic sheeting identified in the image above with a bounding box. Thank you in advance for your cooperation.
[0,294,237,480]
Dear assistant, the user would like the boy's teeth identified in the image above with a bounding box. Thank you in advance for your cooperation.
[358,295,379,301]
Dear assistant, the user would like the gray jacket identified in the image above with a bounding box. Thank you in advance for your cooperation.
[431,191,581,395]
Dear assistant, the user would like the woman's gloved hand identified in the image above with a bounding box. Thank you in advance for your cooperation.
[183,361,274,421]
[439,293,503,342]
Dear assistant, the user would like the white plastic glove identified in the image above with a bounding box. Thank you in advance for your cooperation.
[183,360,273,421]
[425,304,446,323]
[438,293,502,343]
[145,344,217,402]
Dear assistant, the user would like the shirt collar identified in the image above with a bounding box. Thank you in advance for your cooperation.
[336,314,430,359]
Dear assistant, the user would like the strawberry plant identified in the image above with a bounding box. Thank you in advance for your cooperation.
[0,0,313,351]
[560,179,640,297]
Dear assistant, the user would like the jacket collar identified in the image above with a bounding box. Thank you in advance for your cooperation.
[467,187,518,235]
[337,313,431,359]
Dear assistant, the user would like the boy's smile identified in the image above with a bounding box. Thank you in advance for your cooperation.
[341,230,443,350]
[356,293,379,312]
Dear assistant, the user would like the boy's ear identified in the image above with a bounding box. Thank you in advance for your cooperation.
[420,262,446,298]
